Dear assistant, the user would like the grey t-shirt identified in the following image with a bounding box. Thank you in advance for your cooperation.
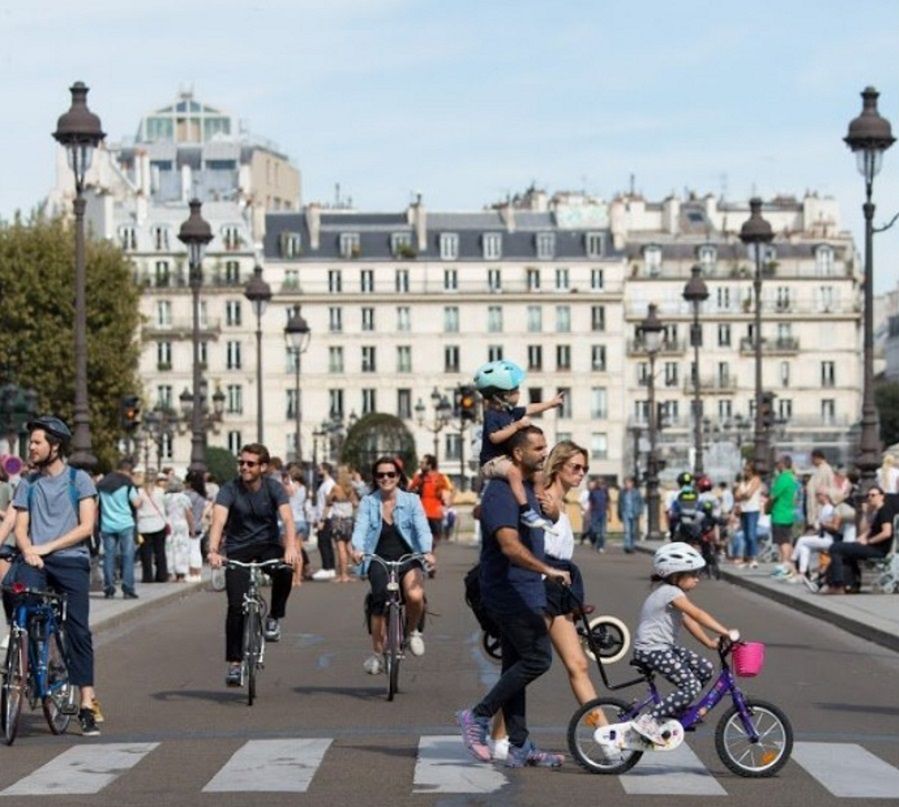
[633,583,685,652]
[12,467,96,558]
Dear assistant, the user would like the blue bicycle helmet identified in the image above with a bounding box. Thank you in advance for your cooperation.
[473,360,525,392]
[26,415,72,443]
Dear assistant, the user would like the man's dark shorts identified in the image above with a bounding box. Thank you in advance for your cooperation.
[772,524,793,545]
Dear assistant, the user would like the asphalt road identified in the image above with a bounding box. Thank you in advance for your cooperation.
[0,542,897,807]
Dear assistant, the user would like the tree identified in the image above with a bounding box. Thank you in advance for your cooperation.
[875,381,899,447]
[340,413,417,479]
[0,214,141,471]
[206,445,238,485]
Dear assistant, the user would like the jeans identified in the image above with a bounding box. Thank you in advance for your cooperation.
[590,513,607,550]
[827,542,887,589]
[472,605,552,746]
[740,511,759,560]
[102,527,136,593]
[622,517,639,551]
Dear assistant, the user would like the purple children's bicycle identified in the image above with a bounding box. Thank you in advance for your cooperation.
[568,635,793,777]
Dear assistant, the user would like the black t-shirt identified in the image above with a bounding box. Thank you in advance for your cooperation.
[375,521,412,561]
[216,476,288,552]
[869,503,895,556]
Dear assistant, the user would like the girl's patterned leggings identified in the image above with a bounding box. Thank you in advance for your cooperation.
[634,645,715,720]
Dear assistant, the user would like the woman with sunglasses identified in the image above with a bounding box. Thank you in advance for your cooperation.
[823,485,894,594]
[351,457,435,675]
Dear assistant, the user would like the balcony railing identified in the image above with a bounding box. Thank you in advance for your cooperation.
[278,278,624,296]
[682,376,738,394]
[141,318,222,340]
[626,339,686,356]
[739,337,800,355]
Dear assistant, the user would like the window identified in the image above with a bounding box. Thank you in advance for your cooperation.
[444,268,458,291]
[225,300,241,326]
[637,362,649,386]
[197,340,207,366]
[391,232,412,257]
[118,226,137,251]
[226,341,242,370]
[555,268,570,290]
[777,322,793,343]
[818,285,838,313]
[718,399,732,419]
[821,361,836,387]
[718,324,731,347]
[483,233,502,260]
[328,269,342,293]
[283,269,299,290]
[698,245,716,272]
[328,347,344,373]
[528,388,543,407]
[778,399,792,420]
[286,389,300,419]
[328,307,342,333]
[445,433,461,460]
[156,385,173,408]
[592,345,607,372]
[156,341,172,368]
[664,362,678,387]
[445,346,459,373]
[780,361,790,387]
[361,346,376,373]
[227,431,243,455]
[488,345,504,362]
[199,301,209,329]
[339,233,360,258]
[487,268,502,292]
[662,400,679,423]
[815,245,835,276]
[396,306,411,332]
[443,306,459,333]
[360,269,374,293]
[536,232,555,259]
[226,384,242,414]
[644,245,662,276]
[156,300,172,327]
[556,388,572,418]
[527,305,542,332]
[663,323,679,345]
[361,307,375,332]
[717,362,731,387]
[224,260,240,285]
[397,346,412,373]
[221,225,241,251]
[362,388,377,415]
[152,226,169,252]
[440,233,459,260]
[586,232,604,258]
[590,433,608,460]
[716,287,731,310]
[395,269,409,292]
[591,268,604,290]
[280,231,302,258]
[591,305,605,332]
[591,387,607,419]
[329,390,344,419]
[526,268,541,291]
[397,389,412,419]
[527,345,543,371]
[821,399,836,423]
[154,261,170,287]
[775,286,790,312]
[556,306,571,332]
[487,305,503,333]
[634,400,649,423]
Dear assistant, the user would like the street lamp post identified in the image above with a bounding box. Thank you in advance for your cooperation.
[683,264,709,476]
[739,198,774,477]
[641,303,664,541]
[414,387,453,459]
[845,87,895,488]
[177,199,214,475]
[244,264,272,443]
[284,305,311,465]
[53,82,105,470]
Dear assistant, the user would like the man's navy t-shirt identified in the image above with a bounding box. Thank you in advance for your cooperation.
[216,476,288,552]
[479,406,527,466]
[479,478,546,613]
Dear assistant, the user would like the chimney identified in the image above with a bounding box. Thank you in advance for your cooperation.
[305,202,321,250]
[410,193,427,251]
[662,195,680,234]
[499,200,516,233]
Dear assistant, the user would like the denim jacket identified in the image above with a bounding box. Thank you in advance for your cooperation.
[351,489,432,572]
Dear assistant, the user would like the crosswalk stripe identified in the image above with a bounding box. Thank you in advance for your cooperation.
[202,738,332,793]
[619,743,727,796]
[792,742,899,798]
[413,735,506,794]
[0,742,158,796]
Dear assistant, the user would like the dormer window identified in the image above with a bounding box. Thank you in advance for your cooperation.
[151,225,170,251]
[585,232,604,258]
[643,245,662,276]
[536,232,555,260]
[746,243,777,263]
[697,245,717,272]
[391,232,413,257]
[815,244,835,276]
[118,226,137,251]
[280,232,302,258]
[340,232,361,258]
[483,233,502,260]
[221,225,241,251]
[440,233,459,261]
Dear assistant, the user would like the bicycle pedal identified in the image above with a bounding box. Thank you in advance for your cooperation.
[60,703,79,716]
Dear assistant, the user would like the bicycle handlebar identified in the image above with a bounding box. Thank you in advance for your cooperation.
[0,584,66,603]
[222,559,292,571]
[362,552,432,573]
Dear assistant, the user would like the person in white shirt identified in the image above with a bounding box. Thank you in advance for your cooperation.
[312,463,337,580]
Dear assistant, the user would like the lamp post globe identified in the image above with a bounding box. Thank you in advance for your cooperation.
[640,303,664,540]
[284,305,311,464]
[683,264,709,475]
[244,264,272,442]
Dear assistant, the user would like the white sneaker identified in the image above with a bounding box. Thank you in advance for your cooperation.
[488,736,510,761]
[363,654,383,675]
[632,714,666,745]
[407,629,425,657]
[312,569,336,581]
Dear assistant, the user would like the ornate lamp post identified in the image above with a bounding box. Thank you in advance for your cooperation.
[244,264,272,443]
[683,264,709,475]
[53,82,105,469]
[414,387,453,458]
[739,198,774,476]
[845,87,895,487]
[284,305,311,464]
[177,200,214,474]
[641,303,664,541]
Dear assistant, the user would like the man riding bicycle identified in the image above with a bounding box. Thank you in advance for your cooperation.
[207,443,300,687]
[8,416,100,736]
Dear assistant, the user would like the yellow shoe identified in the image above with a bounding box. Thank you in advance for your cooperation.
[90,698,105,724]
[585,709,606,728]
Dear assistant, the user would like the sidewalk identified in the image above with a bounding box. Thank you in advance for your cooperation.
[89,575,206,633]
[635,540,899,653]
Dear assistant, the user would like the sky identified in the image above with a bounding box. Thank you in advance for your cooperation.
[2,0,899,290]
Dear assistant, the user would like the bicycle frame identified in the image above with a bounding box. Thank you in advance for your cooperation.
[7,587,68,705]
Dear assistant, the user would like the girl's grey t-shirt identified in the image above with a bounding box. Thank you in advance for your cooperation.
[634,583,684,652]
[12,467,96,557]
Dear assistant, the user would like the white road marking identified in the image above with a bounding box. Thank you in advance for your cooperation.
[202,738,332,792]
[413,735,506,794]
[620,743,727,796]
[1,743,158,796]
[793,742,899,798]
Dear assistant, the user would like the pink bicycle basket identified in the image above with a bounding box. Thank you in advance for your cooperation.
[732,642,766,677]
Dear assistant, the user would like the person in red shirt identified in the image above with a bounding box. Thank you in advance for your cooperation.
[409,455,451,545]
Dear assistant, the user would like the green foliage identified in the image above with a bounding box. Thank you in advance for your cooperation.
[340,413,417,479]
[875,381,899,447]
[0,214,141,471]
[206,445,238,485]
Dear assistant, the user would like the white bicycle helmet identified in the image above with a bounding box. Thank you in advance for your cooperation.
[652,542,706,577]
[473,360,525,392]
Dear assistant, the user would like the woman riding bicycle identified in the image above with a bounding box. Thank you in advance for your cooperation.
[350,457,434,675]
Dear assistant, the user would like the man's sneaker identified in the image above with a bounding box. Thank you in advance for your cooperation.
[456,708,491,762]
[103,588,115,599]
[312,569,336,581]
[505,739,563,768]
[123,589,139,600]
[770,565,789,578]
[748,560,759,569]
[631,714,666,745]
[363,654,383,675]
[520,508,553,530]
[225,665,242,687]
[78,708,100,737]
[264,617,281,642]
[407,629,425,657]
[488,735,510,762]
[90,698,105,724]
[801,575,820,593]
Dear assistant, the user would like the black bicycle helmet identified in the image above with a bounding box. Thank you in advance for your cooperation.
[27,415,72,445]
[676,471,695,487]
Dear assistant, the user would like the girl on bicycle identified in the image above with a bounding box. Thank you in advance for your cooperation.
[631,542,737,745]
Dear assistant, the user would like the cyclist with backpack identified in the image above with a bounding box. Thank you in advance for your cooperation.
[8,416,100,736]
[667,472,702,544]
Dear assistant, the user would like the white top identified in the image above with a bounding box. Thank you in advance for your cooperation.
[136,488,167,533]
[289,484,308,523]
[634,583,684,652]
[315,478,336,521]
[739,480,763,513]
[544,512,575,560]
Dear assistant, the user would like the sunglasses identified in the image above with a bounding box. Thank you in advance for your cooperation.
[238,460,260,468]
[375,471,398,480]
[566,462,589,474]
[867,492,882,498]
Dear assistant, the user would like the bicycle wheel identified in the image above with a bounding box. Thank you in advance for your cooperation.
[1,633,29,746]
[582,616,631,664]
[243,606,262,707]
[42,631,75,735]
[568,697,643,774]
[715,699,793,777]
[386,605,402,701]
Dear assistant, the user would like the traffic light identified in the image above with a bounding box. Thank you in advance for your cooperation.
[120,395,141,432]
[760,391,776,430]
[458,385,478,422]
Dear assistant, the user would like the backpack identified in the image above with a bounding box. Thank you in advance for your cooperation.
[463,564,499,636]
